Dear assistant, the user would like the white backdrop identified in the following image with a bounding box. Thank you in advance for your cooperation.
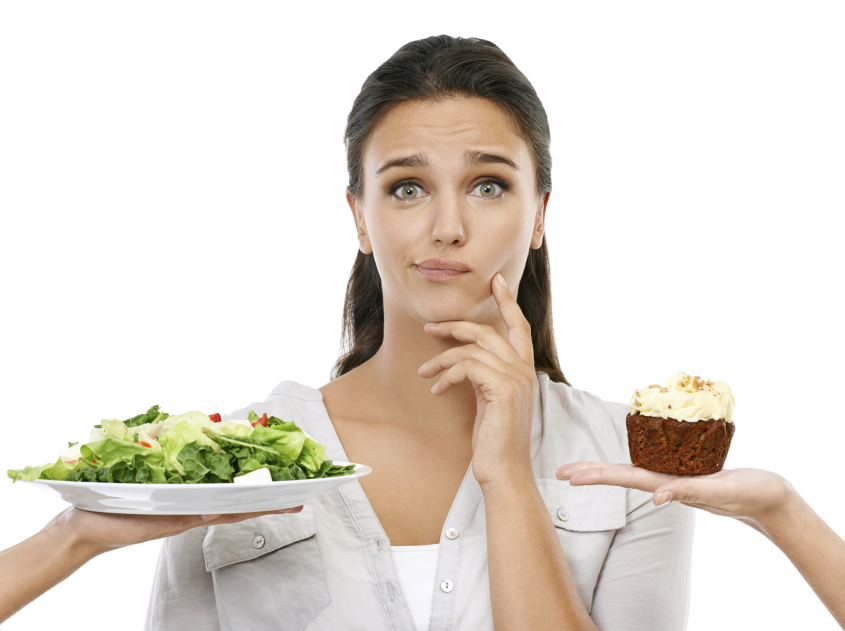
[1,2,843,630]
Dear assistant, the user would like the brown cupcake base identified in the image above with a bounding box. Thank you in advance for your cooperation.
[626,413,735,475]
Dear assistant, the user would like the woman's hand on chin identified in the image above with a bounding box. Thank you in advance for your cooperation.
[418,272,537,490]
[556,461,795,526]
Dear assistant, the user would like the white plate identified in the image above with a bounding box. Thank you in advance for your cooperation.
[22,462,372,514]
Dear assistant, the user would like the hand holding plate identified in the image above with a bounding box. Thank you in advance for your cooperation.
[58,505,303,555]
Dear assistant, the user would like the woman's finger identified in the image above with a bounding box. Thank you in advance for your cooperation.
[424,273,533,367]
[557,462,680,493]
[557,462,746,513]
[168,505,304,534]
[68,503,307,553]
[424,321,519,366]
[556,461,605,479]
[418,343,511,379]
[430,357,512,397]
[650,470,739,512]
[490,272,534,365]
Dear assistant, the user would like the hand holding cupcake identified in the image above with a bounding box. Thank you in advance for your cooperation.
[556,372,845,629]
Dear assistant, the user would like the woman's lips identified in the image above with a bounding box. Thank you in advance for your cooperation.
[416,265,469,282]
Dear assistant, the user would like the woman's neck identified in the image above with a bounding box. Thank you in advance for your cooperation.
[356,301,507,431]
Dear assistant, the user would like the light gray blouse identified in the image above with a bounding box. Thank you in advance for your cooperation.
[145,372,695,631]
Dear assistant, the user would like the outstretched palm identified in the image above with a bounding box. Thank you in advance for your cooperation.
[556,462,793,524]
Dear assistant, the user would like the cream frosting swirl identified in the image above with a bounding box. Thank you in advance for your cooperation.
[629,371,735,423]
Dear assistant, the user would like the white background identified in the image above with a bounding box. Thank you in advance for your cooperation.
[1,2,843,629]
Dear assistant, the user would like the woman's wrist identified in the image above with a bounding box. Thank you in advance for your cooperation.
[478,467,536,497]
[740,477,806,543]
[50,511,109,562]
[0,511,105,624]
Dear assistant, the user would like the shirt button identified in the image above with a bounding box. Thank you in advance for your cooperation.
[440,579,454,593]
[445,528,460,540]
[252,535,265,549]
[557,508,569,522]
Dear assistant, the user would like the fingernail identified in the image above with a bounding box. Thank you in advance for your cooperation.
[201,514,220,521]
[557,470,572,480]
[496,273,507,287]
[425,322,438,326]
[655,491,673,506]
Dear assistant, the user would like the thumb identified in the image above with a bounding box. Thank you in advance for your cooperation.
[653,480,702,507]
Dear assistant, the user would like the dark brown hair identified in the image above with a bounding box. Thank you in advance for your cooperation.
[331,35,569,385]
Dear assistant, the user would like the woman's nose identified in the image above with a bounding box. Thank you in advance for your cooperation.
[430,193,467,246]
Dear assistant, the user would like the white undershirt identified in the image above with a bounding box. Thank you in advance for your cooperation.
[389,543,440,631]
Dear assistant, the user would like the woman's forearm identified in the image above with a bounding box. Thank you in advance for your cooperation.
[483,475,598,631]
[0,517,100,623]
[750,488,845,628]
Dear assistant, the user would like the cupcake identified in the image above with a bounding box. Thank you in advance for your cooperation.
[627,372,736,475]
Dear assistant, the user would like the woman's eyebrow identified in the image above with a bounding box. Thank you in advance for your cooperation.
[375,150,518,177]
[464,150,519,171]
[376,154,429,176]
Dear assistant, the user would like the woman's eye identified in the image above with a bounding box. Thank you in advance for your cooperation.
[472,180,504,198]
[392,183,424,200]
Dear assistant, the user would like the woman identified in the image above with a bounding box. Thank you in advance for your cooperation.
[3,36,694,630]
[4,33,844,631]
[143,35,693,631]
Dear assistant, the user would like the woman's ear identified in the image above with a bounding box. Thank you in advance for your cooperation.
[530,191,549,249]
[347,188,373,255]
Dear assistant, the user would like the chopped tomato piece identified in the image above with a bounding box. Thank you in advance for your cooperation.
[92,460,97,464]
[209,413,222,423]
[139,441,152,448]
[251,413,268,428]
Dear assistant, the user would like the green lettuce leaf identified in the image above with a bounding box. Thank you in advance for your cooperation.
[80,438,152,469]
[173,442,234,483]
[124,405,169,428]
[158,421,222,476]
[249,423,306,465]
[297,437,326,473]
[66,452,168,484]
[208,420,252,438]
[6,457,80,483]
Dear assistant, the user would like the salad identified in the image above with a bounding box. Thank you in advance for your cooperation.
[7,406,356,484]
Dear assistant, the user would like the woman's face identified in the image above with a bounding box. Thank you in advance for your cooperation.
[349,97,547,326]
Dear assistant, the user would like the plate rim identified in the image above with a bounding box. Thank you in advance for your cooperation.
[23,461,371,489]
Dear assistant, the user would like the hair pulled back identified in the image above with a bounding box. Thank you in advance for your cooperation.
[332,35,568,385]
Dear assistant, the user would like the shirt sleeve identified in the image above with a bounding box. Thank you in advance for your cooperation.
[144,526,222,631]
[588,491,695,631]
